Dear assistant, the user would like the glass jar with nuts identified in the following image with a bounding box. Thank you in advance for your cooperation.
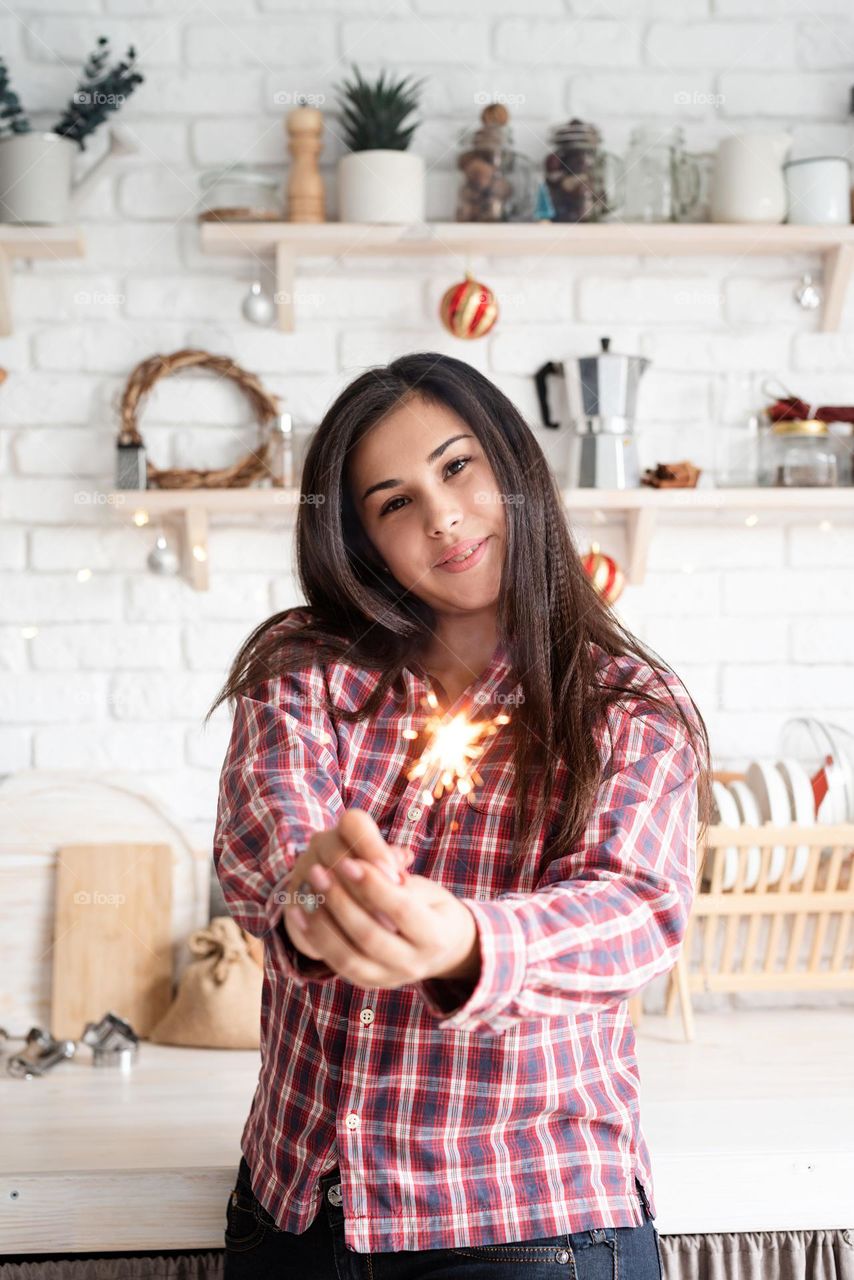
[456,102,534,222]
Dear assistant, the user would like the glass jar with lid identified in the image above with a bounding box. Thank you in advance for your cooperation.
[759,418,840,487]
[198,165,284,222]
[543,118,621,222]
[456,102,534,222]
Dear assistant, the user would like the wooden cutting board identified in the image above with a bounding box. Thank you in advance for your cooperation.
[51,843,174,1040]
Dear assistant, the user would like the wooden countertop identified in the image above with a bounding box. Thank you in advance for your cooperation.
[1,1008,852,1253]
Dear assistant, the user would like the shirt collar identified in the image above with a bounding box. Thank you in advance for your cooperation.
[404,638,514,712]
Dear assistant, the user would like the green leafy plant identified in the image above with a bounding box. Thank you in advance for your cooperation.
[53,37,144,149]
[333,65,425,152]
[0,38,144,151]
[0,56,32,139]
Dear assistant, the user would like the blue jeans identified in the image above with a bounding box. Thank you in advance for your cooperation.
[224,1156,665,1278]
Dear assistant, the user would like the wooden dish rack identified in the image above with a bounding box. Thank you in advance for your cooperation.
[629,771,854,1041]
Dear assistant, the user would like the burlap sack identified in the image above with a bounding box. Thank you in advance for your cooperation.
[148,916,263,1049]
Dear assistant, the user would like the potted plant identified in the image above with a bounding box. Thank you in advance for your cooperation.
[333,65,426,224]
[0,38,143,225]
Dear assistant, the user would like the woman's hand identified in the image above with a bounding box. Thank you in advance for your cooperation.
[280,809,411,964]
[284,810,480,990]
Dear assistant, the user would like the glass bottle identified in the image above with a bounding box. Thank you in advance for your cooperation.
[266,412,295,488]
[713,414,760,488]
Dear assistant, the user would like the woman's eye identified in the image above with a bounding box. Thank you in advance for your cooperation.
[379,456,472,516]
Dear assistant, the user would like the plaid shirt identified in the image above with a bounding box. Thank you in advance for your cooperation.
[213,607,700,1253]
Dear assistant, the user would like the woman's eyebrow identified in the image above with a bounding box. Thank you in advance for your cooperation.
[361,434,475,502]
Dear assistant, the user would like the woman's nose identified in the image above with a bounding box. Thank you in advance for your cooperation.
[425,496,464,536]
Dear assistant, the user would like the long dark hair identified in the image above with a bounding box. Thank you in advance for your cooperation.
[206,352,713,872]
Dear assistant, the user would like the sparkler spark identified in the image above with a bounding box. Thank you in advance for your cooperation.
[403,690,511,809]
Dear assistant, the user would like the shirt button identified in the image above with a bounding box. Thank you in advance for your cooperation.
[359,1009,374,1025]
[406,806,422,821]
[327,1183,342,1206]
[345,1112,360,1130]
[555,1248,571,1264]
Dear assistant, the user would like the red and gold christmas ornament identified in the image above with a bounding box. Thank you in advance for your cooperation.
[581,542,625,603]
[439,272,499,339]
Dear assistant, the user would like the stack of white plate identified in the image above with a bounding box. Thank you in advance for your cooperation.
[708,719,854,891]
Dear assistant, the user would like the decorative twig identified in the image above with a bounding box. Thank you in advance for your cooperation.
[53,36,144,150]
[0,56,32,139]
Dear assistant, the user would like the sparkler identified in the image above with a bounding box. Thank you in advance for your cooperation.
[368,693,511,932]
[400,688,511,830]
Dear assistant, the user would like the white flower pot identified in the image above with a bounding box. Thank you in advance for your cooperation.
[337,149,425,224]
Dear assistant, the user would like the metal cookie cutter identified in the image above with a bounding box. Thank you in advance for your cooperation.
[6,1026,77,1079]
[80,1011,139,1069]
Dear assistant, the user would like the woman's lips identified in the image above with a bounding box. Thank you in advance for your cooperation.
[433,535,491,573]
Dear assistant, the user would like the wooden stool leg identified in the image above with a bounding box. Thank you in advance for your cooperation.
[673,951,695,1042]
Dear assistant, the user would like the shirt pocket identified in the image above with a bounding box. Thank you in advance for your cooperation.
[462,754,516,816]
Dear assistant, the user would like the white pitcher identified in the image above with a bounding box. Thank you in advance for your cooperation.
[0,128,134,225]
[711,132,792,224]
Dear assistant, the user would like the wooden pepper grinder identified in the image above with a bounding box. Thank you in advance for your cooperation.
[286,104,325,223]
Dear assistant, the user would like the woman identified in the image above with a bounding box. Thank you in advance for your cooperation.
[209,351,712,1278]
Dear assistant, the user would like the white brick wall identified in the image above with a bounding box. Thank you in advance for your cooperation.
[3,1,854,1010]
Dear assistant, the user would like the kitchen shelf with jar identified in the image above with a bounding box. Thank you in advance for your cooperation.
[0,225,85,335]
[105,484,854,591]
[198,220,854,333]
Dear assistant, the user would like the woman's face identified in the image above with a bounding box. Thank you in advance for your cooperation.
[347,393,506,614]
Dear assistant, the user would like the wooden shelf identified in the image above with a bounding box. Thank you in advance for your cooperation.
[198,219,854,332]
[109,487,296,591]
[564,486,854,582]
[0,225,85,335]
[108,486,854,591]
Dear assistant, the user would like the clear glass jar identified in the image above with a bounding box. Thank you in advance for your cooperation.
[828,421,853,484]
[713,414,760,487]
[543,118,620,223]
[456,116,534,222]
[259,416,316,489]
[759,418,840,487]
[198,165,283,222]
[622,126,702,222]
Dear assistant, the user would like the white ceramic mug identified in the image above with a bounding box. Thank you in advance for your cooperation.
[784,156,851,225]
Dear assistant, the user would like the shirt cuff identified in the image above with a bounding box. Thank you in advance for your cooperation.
[414,897,527,1034]
[264,866,337,986]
